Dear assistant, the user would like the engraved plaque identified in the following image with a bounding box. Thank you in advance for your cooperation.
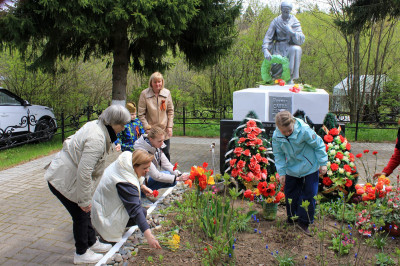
[269,96,292,121]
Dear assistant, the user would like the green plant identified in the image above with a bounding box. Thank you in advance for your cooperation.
[375,253,395,265]
[269,250,296,266]
[329,229,356,256]
[159,254,164,262]
[147,256,154,263]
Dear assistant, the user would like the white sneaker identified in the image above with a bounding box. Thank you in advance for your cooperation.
[73,249,103,264]
[90,239,112,253]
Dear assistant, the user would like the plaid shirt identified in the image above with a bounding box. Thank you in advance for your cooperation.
[115,118,145,152]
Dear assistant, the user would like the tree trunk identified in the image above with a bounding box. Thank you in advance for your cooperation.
[111,21,129,105]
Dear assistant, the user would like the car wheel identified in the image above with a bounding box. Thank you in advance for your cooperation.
[34,118,56,142]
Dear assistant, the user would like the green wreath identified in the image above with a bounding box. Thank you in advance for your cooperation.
[261,55,291,84]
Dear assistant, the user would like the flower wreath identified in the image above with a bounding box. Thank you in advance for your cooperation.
[261,55,291,84]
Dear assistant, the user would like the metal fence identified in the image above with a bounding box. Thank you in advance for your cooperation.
[0,106,102,150]
[0,105,232,149]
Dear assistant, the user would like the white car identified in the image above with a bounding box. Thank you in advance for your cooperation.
[0,88,57,144]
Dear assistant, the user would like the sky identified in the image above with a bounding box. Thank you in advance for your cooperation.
[243,0,332,13]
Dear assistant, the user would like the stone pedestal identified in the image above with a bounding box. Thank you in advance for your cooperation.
[233,85,329,124]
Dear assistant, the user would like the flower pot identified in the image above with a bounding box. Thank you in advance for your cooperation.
[262,202,278,221]
[384,222,400,237]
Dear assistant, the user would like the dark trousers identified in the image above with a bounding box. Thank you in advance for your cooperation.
[48,182,96,254]
[162,139,170,161]
[284,171,319,225]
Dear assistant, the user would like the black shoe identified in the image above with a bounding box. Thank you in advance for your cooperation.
[296,222,311,236]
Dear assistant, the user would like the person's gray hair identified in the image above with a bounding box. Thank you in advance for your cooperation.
[281,1,293,10]
[99,105,131,126]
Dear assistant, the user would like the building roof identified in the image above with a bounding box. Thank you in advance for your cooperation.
[333,74,389,95]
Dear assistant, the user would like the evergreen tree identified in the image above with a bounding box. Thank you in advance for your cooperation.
[0,0,241,103]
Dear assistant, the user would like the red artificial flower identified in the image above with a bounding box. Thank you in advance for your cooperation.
[339,135,345,143]
[385,186,393,192]
[278,79,285,86]
[234,147,243,157]
[335,152,344,160]
[231,168,239,177]
[259,146,266,151]
[329,128,339,136]
[257,181,268,194]
[173,162,179,171]
[345,179,353,187]
[363,149,369,154]
[237,160,246,169]
[203,162,208,168]
[229,159,237,167]
[247,133,257,140]
[373,151,378,155]
[346,143,351,150]
[323,177,333,186]
[238,137,246,144]
[246,120,257,128]
[356,153,363,158]
[349,153,355,162]
[324,135,333,143]
[243,149,251,156]
[343,164,352,172]
[325,144,329,152]
[153,190,159,197]
[274,192,285,203]
[244,127,252,133]
[330,163,339,171]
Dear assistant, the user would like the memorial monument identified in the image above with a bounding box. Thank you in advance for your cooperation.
[262,1,305,84]
[222,1,330,172]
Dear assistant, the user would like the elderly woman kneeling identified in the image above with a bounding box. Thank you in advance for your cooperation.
[91,150,161,248]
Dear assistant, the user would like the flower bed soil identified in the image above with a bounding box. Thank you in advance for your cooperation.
[130,199,399,265]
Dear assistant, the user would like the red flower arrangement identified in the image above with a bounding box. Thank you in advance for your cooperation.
[321,127,358,196]
[355,175,391,201]
[228,120,270,184]
[243,173,285,204]
[173,162,179,171]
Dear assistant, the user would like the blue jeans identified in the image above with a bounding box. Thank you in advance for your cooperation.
[146,171,176,191]
[284,171,319,225]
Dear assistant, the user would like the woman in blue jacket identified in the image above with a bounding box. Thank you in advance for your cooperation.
[272,111,327,234]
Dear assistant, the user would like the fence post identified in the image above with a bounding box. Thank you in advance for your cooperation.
[61,111,65,143]
[183,106,186,136]
[87,105,92,121]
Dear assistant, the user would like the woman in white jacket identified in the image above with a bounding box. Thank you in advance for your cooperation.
[92,150,161,248]
[133,125,189,190]
[45,105,130,265]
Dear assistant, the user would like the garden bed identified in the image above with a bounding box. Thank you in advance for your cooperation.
[129,193,400,265]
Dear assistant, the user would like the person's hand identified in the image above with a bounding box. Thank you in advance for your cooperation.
[144,229,161,249]
[279,175,286,186]
[374,172,387,178]
[80,204,91,213]
[141,184,153,198]
[167,128,173,138]
[177,174,190,182]
[264,50,272,60]
[319,166,328,176]
[115,144,121,152]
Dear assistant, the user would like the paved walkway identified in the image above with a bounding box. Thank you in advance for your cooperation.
[0,137,396,265]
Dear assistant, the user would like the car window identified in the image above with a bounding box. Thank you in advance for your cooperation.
[0,91,21,105]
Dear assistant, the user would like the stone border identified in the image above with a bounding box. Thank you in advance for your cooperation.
[95,186,175,265]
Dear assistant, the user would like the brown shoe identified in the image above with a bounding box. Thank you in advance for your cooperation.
[296,222,311,236]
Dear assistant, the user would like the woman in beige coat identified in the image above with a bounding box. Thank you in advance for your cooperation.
[138,72,174,161]
[45,105,130,265]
